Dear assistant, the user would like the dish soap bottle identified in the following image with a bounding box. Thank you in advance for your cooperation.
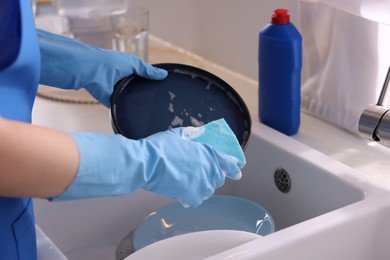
[258,9,302,136]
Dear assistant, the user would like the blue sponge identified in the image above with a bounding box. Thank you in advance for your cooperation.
[182,118,246,169]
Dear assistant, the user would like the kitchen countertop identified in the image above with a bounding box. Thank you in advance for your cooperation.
[32,34,390,191]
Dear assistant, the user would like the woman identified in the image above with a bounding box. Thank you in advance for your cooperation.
[0,0,242,259]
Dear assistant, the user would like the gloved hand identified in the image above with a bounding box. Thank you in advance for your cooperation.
[37,29,167,107]
[53,127,242,208]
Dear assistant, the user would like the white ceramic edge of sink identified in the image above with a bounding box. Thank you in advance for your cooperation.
[202,121,390,259]
[248,121,390,196]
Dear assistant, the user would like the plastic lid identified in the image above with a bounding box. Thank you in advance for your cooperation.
[271,9,290,24]
[111,63,252,149]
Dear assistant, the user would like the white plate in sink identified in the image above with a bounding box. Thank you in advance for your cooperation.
[126,230,262,259]
[131,195,275,251]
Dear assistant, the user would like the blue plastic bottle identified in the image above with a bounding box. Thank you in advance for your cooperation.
[258,9,302,136]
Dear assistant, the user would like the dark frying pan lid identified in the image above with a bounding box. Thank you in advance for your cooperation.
[111,63,251,148]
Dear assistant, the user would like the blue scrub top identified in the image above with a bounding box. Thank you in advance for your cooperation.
[0,0,41,259]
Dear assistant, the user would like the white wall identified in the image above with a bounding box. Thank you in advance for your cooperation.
[131,0,299,80]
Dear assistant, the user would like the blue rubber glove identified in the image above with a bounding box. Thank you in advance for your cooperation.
[53,127,242,208]
[37,29,167,107]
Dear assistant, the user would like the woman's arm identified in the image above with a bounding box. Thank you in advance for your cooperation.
[0,117,79,198]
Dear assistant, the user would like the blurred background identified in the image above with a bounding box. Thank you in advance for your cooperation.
[128,0,298,80]
[37,0,299,81]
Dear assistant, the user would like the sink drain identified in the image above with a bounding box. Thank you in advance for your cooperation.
[274,168,291,193]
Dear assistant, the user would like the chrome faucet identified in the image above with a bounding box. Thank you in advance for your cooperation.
[359,65,390,147]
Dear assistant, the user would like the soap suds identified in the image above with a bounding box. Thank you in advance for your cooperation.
[182,126,205,140]
[168,103,174,113]
[170,116,184,126]
[169,91,176,101]
[190,116,204,127]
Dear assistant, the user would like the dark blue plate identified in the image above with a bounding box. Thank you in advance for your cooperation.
[111,63,251,148]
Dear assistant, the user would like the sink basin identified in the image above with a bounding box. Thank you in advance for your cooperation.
[33,121,390,259]
[205,124,390,259]
[219,122,365,231]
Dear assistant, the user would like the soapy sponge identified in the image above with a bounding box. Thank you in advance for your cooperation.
[182,118,246,169]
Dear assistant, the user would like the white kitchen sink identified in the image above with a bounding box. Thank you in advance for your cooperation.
[33,121,390,260]
[206,123,390,260]
[220,122,365,231]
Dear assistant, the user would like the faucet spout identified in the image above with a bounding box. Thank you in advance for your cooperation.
[359,105,390,142]
[358,65,390,147]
